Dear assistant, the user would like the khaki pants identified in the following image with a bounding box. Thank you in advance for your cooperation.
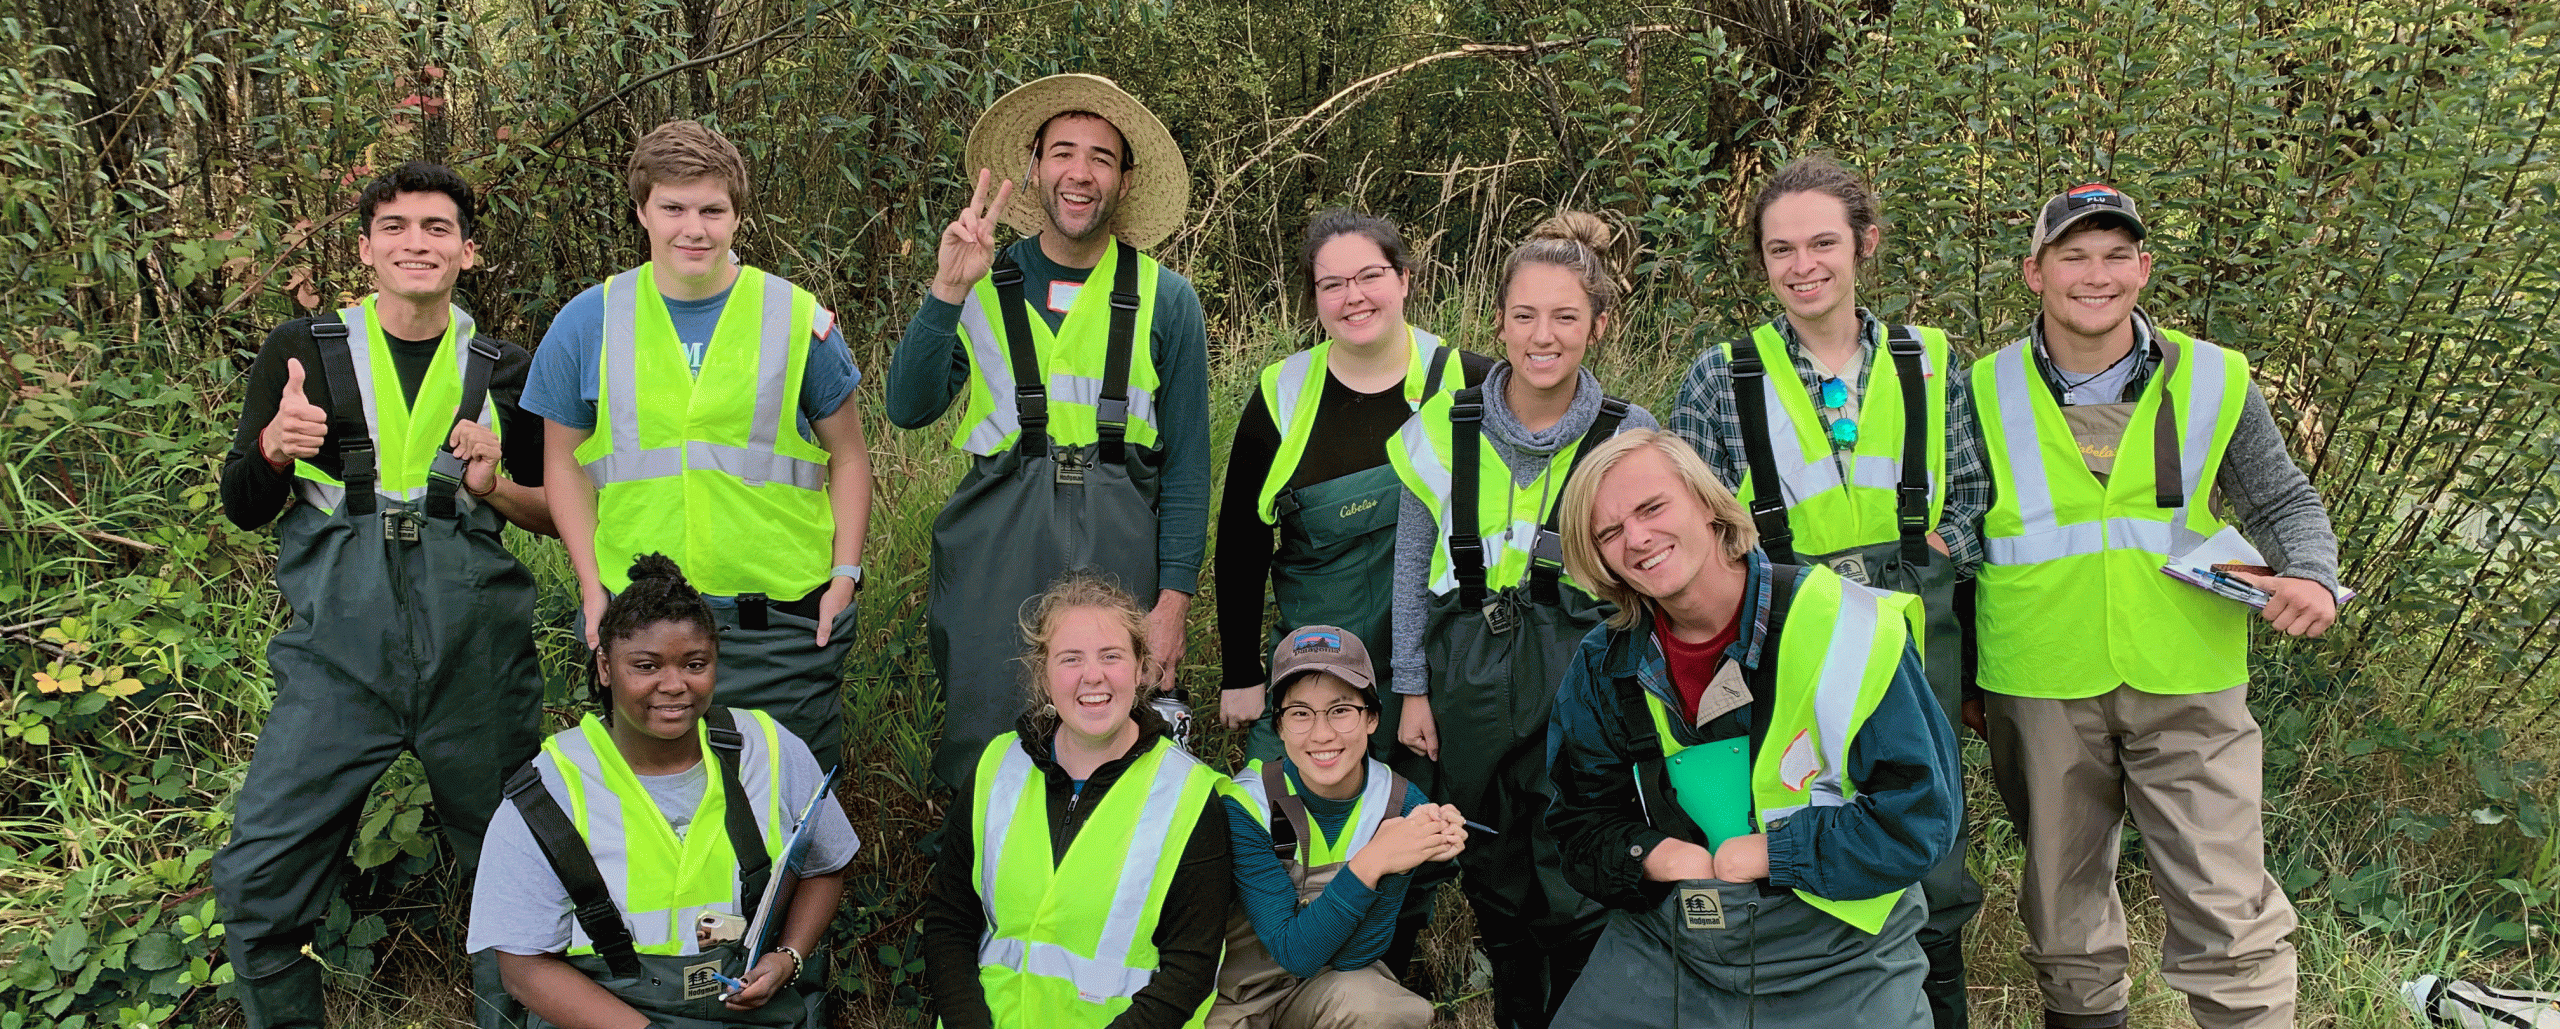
[1208,961,1432,1029]
[1985,685,2298,1029]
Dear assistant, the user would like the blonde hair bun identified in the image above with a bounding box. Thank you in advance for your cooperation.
[1528,210,1615,253]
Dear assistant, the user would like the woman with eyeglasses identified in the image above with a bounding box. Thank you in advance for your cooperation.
[1663,154,1988,1029]
[1215,211,1494,762]
[1384,210,1656,1029]
[1208,624,1464,1029]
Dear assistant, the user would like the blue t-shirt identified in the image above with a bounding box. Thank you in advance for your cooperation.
[524,273,861,434]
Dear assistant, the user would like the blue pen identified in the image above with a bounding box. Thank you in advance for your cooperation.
[1463,820,1501,835]
[713,971,748,995]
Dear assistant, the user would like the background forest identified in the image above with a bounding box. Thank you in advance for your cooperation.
[4,0,2558,1025]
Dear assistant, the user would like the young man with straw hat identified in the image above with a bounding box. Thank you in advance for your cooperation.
[887,74,1211,790]
[1971,183,2339,1029]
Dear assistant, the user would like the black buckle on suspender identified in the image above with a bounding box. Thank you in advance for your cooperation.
[425,450,468,520]
[1886,327,1933,566]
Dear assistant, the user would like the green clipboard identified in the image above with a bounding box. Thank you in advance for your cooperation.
[1665,736,1754,847]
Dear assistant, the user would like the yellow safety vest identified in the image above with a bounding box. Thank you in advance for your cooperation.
[1971,328,2249,698]
[572,264,834,597]
[1726,322,1952,554]
[291,298,497,514]
[1642,566,1920,933]
[1386,390,1608,596]
[969,733,1223,1028]
[1253,328,1466,524]
[1228,758,1400,868]
[532,711,787,957]
[949,245,1166,456]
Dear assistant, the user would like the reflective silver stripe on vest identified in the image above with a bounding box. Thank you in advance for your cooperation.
[589,269,681,483]
[975,744,1200,1001]
[548,718,781,954]
[586,270,819,488]
[1269,349,1319,433]
[954,290,1162,456]
[1229,757,1397,859]
[684,442,827,489]
[1984,338,2228,565]
[293,304,485,512]
[1754,366,1905,505]
[544,728,678,951]
[975,743,1037,924]
[1759,582,1882,824]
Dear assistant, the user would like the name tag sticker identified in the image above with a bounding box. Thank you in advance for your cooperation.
[1680,887,1726,930]
[1048,281,1084,313]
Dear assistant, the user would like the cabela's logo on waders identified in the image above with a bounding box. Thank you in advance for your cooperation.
[1679,887,1726,930]
[682,960,727,999]
[1337,497,1378,518]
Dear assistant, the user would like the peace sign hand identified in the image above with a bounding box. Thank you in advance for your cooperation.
[931,168,1014,305]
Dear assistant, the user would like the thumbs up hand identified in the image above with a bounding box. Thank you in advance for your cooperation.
[261,358,329,467]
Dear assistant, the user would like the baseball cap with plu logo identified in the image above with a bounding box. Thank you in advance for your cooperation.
[2032,183,2147,256]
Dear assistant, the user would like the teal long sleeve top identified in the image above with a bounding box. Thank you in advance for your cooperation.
[1224,762,1431,978]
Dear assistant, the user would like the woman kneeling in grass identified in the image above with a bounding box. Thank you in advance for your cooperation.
[470,553,855,1029]
[1211,624,1466,1029]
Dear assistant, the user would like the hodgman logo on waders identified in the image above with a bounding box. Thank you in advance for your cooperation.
[1827,554,1871,585]
[1680,887,1726,930]
[682,960,726,1000]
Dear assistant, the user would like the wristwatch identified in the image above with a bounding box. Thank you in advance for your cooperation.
[831,564,864,590]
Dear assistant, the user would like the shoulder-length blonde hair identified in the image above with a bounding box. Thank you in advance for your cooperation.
[1559,429,1759,630]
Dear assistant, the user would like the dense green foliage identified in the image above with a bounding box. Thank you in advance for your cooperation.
[4,0,2558,1025]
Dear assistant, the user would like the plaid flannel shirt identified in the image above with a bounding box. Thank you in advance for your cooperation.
[1667,309,1991,574]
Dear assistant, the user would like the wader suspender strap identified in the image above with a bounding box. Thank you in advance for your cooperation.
[502,762,647,979]
[2151,335,2185,509]
[1098,238,1141,465]
[424,336,504,520]
[1886,326,1932,566]
[1448,387,1490,611]
[1729,349,1793,562]
[705,707,774,928]
[1745,567,1800,780]
[306,320,379,516]
[1530,396,1630,605]
[1257,762,1411,865]
[990,255,1049,456]
[1260,761,1310,861]
[1421,345,1455,405]
[1609,636,1705,847]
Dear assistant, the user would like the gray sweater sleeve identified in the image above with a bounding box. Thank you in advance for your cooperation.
[2216,383,2340,595]
[1391,486,1436,694]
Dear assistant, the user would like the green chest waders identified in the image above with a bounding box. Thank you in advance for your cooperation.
[1570,601,1929,1029]
[928,244,1162,789]
[213,319,542,1029]
[1246,345,1459,776]
[1212,764,1419,1029]
[1423,390,1622,1029]
[1733,332,1981,1029]
[504,709,815,1029]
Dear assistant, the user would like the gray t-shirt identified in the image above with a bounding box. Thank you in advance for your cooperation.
[468,718,861,956]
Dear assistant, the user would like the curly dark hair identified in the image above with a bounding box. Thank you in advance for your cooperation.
[356,161,479,241]
[591,553,718,712]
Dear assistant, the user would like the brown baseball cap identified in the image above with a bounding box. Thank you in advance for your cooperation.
[2032,182,2147,256]
[1268,625,1378,706]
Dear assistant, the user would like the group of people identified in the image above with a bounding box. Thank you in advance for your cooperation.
[209,69,2340,1029]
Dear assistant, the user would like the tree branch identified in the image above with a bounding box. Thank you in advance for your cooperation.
[1171,24,1684,250]
[537,6,843,151]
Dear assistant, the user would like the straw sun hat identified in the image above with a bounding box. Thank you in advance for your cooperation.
[962,74,1189,250]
